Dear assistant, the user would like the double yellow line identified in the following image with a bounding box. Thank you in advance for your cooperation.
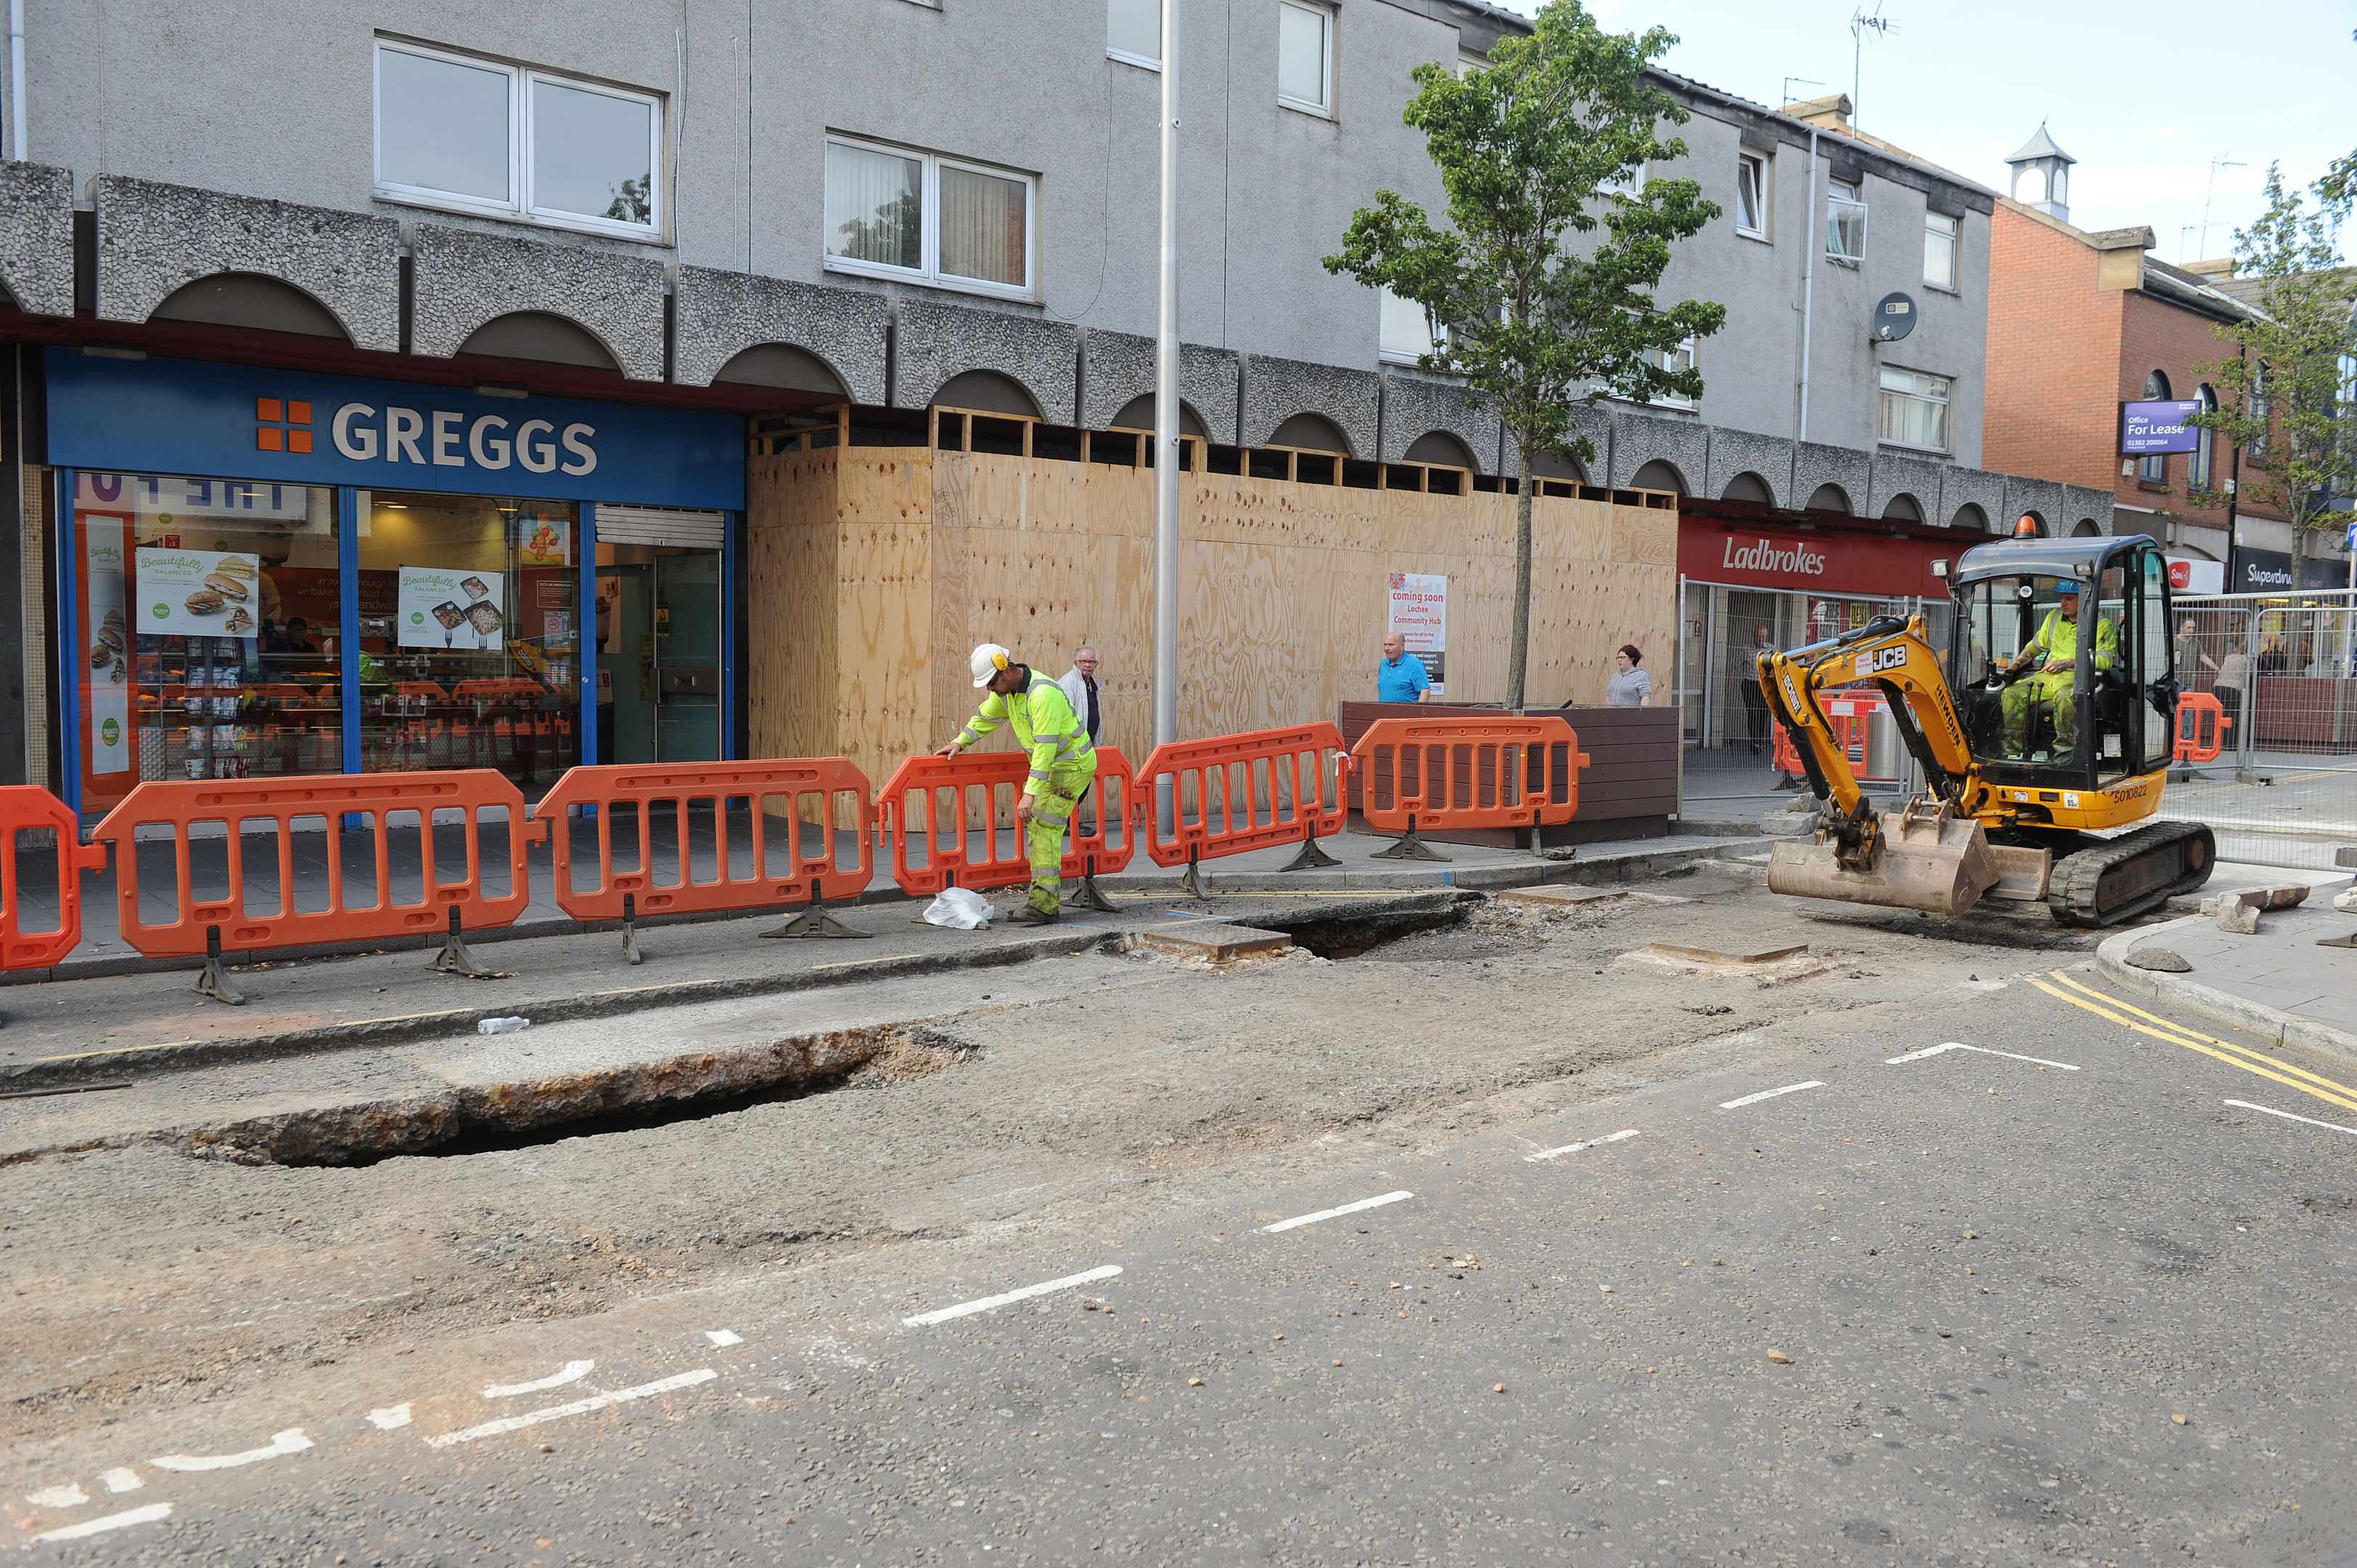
[2025,970,2357,1116]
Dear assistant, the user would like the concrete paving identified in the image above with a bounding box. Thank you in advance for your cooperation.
[2099,873,2357,1058]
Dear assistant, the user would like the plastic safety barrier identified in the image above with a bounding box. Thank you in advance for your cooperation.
[90,770,544,1003]
[2173,691,2231,764]
[1770,691,1894,783]
[876,746,1134,900]
[0,785,108,971]
[1351,715,1589,860]
[1133,724,1351,891]
[535,759,876,950]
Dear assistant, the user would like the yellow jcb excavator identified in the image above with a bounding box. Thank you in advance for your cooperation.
[1758,531,2214,926]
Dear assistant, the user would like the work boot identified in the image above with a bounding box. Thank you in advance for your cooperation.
[1007,905,1060,926]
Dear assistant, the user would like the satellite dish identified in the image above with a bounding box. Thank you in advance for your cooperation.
[1874,292,1918,342]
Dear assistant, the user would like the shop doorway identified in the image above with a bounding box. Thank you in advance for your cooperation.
[595,545,722,764]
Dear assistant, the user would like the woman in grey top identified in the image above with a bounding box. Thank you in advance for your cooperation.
[1606,645,1653,706]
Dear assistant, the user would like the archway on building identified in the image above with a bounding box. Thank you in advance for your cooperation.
[1402,430,1478,470]
[1628,459,1688,494]
[151,271,352,342]
[457,311,620,370]
[1950,502,1990,532]
[934,369,1042,418]
[1807,483,1852,514]
[1268,412,1351,454]
[2071,518,2101,536]
[714,343,848,396]
[1881,492,1924,521]
[1720,471,1773,504]
[1108,393,1208,439]
[1528,449,1586,483]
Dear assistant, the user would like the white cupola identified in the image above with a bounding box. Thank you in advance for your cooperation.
[2004,122,2075,222]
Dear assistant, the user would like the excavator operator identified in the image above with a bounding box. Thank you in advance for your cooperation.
[1999,581,2114,756]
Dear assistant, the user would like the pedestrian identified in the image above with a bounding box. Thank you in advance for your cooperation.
[1058,645,1106,833]
[2172,618,2216,687]
[1377,631,1430,703]
[1606,645,1652,707]
[2213,640,2248,739]
[935,642,1096,926]
[1739,624,1773,754]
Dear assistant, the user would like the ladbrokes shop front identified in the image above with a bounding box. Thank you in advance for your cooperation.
[46,353,744,825]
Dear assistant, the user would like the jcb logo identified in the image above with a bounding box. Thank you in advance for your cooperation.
[1868,645,1909,673]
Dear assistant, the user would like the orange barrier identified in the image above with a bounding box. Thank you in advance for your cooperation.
[1351,715,1589,860]
[2173,691,2231,764]
[0,786,108,971]
[1134,724,1351,891]
[1770,691,1890,783]
[535,759,876,950]
[876,746,1134,901]
[90,770,544,1003]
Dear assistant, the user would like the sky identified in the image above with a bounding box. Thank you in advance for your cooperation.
[1483,0,2353,264]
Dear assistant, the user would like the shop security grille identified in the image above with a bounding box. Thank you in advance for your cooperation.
[593,506,728,549]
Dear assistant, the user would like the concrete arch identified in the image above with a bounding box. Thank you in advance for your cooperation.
[1108,393,1209,439]
[455,311,622,372]
[1881,491,1924,521]
[1950,502,1990,532]
[2072,518,2101,536]
[1628,458,1688,494]
[150,271,353,342]
[714,343,851,397]
[935,369,1043,419]
[1402,430,1478,469]
[1528,449,1587,483]
[1268,412,1351,454]
[1807,483,1853,514]
[1721,470,1773,503]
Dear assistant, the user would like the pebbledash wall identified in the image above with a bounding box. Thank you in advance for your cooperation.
[0,0,2119,797]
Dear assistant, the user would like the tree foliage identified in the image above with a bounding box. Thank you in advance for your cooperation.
[2186,163,2357,580]
[1323,0,1723,707]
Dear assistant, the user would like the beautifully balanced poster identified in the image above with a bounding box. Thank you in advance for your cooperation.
[396,566,506,650]
[134,547,262,639]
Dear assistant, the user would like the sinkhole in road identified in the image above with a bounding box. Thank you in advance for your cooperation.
[1259,899,1473,960]
[235,1025,980,1169]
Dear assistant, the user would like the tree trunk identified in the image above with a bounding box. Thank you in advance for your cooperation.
[1507,447,1534,711]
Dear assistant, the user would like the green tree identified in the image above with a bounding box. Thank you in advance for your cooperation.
[2186,164,2357,587]
[1324,0,1724,709]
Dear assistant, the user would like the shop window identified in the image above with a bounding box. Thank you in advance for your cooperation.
[70,475,343,818]
[374,40,662,240]
[1109,0,1162,67]
[824,136,1035,299]
[354,491,580,789]
[1878,367,1951,453]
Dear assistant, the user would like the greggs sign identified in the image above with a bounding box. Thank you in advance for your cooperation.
[1679,518,1955,596]
[44,352,745,510]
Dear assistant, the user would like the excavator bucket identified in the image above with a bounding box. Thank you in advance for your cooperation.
[1767,796,2005,917]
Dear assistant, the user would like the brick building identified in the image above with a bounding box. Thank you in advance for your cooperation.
[1983,125,2281,583]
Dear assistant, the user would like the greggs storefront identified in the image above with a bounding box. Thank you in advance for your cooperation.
[45,352,744,825]
[1675,502,1971,764]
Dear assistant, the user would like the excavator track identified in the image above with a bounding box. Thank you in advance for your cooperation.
[2046,820,2217,928]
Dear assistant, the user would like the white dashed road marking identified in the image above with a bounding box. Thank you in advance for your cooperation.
[1887,1041,2080,1070]
[34,1503,172,1543]
[1719,1081,1824,1111]
[426,1369,719,1448]
[1261,1191,1416,1234]
[1526,1129,1640,1162]
[151,1427,313,1472]
[99,1469,143,1494]
[2226,1098,2357,1138]
[365,1405,412,1430]
[24,1482,86,1508]
[903,1265,1124,1328]
[705,1329,744,1347]
[483,1360,595,1398]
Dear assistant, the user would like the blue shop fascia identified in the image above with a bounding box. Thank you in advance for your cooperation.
[44,351,747,822]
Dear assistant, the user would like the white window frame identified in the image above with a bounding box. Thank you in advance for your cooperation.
[1277,0,1335,118]
[1923,210,1960,291]
[1735,152,1769,240]
[373,38,664,242]
[1825,179,1867,267]
[1107,0,1161,70]
[1648,336,1698,410]
[1878,366,1953,454]
[1378,287,1446,367]
[822,134,1038,303]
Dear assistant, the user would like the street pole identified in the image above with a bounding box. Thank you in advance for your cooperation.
[1152,0,1181,823]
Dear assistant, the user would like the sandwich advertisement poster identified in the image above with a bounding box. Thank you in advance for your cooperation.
[135,547,262,638]
[396,566,506,650]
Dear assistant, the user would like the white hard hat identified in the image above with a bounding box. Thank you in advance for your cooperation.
[969,642,1013,687]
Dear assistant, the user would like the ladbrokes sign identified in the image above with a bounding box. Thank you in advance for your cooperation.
[1678,520,1953,596]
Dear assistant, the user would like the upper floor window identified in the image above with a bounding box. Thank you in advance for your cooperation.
[375,41,661,240]
[1735,154,1767,238]
[1108,0,1161,68]
[1879,367,1951,452]
[1924,211,1959,290]
[2189,383,2218,489]
[2138,369,2173,483]
[1825,178,1867,266]
[824,136,1035,300]
[1277,1,1334,116]
[1380,288,1444,366]
[1648,337,1698,409]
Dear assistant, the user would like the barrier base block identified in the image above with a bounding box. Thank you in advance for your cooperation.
[1068,875,1120,913]
[430,909,510,979]
[1372,825,1451,863]
[1279,835,1343,873]
[1178,855,1210,901]
[762,893,873,940]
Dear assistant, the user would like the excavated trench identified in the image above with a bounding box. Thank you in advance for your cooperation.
[1256,895,1476,960]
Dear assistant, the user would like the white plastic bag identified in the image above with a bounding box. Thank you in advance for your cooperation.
[923,886,996,930]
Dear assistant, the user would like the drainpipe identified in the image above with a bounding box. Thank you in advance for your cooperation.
[8,0,25,162]
[1796,127,1819,447]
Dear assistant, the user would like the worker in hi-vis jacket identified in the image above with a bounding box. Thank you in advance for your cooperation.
[935,642,1098,924]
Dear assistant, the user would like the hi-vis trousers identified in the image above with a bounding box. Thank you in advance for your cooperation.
[1024,760,1096,914]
